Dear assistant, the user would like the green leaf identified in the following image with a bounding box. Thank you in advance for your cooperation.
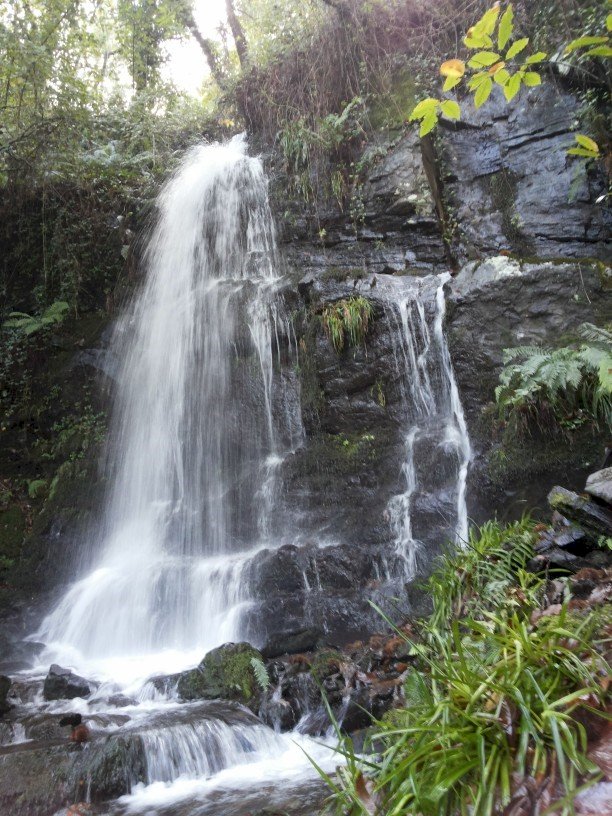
[468,72,490,90]
[525,51,547,64]
[468,51,501,68]
[567,147,598,158]
[474,77,493,108]
[494,68,510,85]
[503,73,522,101]
[464,32,493,49]
[585,45,612,57]
[420,112,438,136]
[575,134,599,153]
[477,5,501,36]
[250,657,270,690]
[498,5,514,51]
[565,35,608,53]
[608,13,612,32]
[506,38,529,59]
[523,72,541,87]
[440,100,461,120]
[443,75,462,91]
[410,98,439,120]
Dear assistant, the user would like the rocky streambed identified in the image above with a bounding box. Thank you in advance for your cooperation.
[1,464,611,816]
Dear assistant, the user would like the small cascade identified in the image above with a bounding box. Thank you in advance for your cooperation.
[385,275,471,578]
[140,717,287,784]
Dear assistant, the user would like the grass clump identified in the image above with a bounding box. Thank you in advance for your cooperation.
[324,519,611,816]
[321,297,373,353]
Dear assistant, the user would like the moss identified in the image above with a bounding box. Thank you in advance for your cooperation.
[177,642,264,708]
[310,648,344,681]
[0,505,26,569]
[488,168,535,255]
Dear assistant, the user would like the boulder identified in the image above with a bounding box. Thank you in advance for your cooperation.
[177,643,264,708]
[261,627,323,660]
[586,468,612,507]
[43,664,93,701]
[548,487,612,542]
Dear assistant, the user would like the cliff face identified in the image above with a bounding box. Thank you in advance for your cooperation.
[1,81,610,646]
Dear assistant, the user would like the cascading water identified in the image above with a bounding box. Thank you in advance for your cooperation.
[37,135,302,678]
[385,274,471,579]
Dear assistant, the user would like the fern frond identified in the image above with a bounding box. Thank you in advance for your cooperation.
[250,656,270,691]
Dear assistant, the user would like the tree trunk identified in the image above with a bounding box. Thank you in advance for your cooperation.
[225,0,248,68]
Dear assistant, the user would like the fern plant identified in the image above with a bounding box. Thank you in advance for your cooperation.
[3,301,70,336]
[495,323,612,431]
[250,656,270,691]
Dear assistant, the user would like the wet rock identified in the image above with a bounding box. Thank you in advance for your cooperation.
[177,642,264,708]
[440,84,610,261]
[261,627,323,660]
[0,676,10,716]
[43,664,93,701]
[586,468,612,507]
[447,257,610,521]
[548,487,612,541]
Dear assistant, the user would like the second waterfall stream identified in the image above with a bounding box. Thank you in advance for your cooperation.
[26,136,470,810]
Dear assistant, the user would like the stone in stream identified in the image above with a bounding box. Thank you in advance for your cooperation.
[548,486,612,542]
[43,664,93,700]
[177,642,264,708]
[585,468,612,507]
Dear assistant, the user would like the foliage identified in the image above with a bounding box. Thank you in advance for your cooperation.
[250,656,270,691]
[321,297,373,353]
[4,301,69,336]
[409,4,548,135]
[495,323,612,432]
[324,520,610,816]
[408,1,610,164]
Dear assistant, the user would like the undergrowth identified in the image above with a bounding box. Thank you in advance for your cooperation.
[320,518,611,816]
[496,323,612,435]
[321,297,373,353]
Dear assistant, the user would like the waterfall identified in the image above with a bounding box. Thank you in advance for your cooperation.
[37,136,301,679]
[385,275,472,578]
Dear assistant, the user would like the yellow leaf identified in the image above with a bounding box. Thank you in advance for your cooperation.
[575,134,599,154]
[440,59,466,78]
[488,60,506,75]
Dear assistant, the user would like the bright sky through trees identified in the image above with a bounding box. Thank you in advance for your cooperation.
[165,0,227,93]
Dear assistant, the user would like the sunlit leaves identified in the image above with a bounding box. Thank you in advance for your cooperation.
[409,3,550,136]
[409,95,462,135]
[505,37,528,59]
[440,99,461,120]
[497,5,513,50]
[474,77,493,107]
[567,134,600,160]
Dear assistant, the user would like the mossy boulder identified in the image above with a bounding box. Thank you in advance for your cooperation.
[177,642,264,708]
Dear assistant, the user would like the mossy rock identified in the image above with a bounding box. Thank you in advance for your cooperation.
[177,642,263,708]
[0,504,26,567]
[309,648,344,681]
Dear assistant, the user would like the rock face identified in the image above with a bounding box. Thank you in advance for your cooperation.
[43,664,93,701]
[177,643,264,708]
[439,84,610,262]
[446,256,611,518]
[0,676,10,716]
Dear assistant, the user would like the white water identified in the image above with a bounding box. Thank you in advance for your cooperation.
[37,136,301,681]
[386,274,472,577]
